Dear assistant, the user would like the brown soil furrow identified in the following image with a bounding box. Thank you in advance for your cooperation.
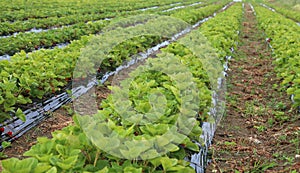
[207,3,300,173]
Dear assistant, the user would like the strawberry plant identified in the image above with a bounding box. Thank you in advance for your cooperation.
[1,2,245,172]
[200,4,243,61]
[254,4,300,107]
[0,0,189,22]
[260,3,300,22]
[1,2,224,124]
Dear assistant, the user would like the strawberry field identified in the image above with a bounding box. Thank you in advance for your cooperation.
[0,0,299,172]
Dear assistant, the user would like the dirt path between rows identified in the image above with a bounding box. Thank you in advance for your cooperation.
[207,3,300,173]
[1,3,299,173]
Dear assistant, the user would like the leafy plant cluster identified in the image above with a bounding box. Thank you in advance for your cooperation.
[200,4,243,61]
[1,2,245,172]
[0,0,209,36]
[0,29,210,173]
[0,32,162,123]
[169,1,230,24]
[2,116,196,173]
[0,0,225,56]
[260,3,300,22]
[0,14,114,36]
[254,4,300,107]
[0,21,109,56]
[0,0,187,22]
[0,1,229,123]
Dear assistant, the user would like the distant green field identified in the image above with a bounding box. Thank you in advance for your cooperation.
[266,0,300,10]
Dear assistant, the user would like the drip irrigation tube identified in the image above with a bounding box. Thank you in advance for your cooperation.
[259,3,300,27]
[0,2,205,59]
[0,54,10,61]
[260,3,276,12]
[162,1,202,12]
[0,1,188,38]
[0,42,70,61]
[264,37,300,112]
[192,4,243,171]
[0,18,112,39]
[0,3,235,173]
[139,6,159,11]
[249,4,256,15]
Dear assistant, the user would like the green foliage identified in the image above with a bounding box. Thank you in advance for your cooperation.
[0,0,224,122]
[254,4,300,107]
[0,141,11,159]
[1,1,244,172]
[0,21,108,56]
[170,3,228,24]
[0,0,187,22]
[200,4,243,60]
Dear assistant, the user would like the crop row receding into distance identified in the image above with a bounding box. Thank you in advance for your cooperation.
[1,2,244,173]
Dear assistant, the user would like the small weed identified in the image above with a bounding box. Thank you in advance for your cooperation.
[282,155,294,165]
[275,102,287,111]
[278,135,287,141]
[272,84,278,90]
[218,149,231,155]
[245,101,255,115]
[273,152,280,158]
[233,126,241,130]
[252,161,277,172]
[0,141,11,159]
[245,100,267,116]
[267,118,274,127]
[24,133,32,143]
[290,134,300,154]
[224,141,237,147]
[256,105,267,116]
[229,96,238,107]
[62,105,74,116]
[274,111,289,122]
[254,125,266,132]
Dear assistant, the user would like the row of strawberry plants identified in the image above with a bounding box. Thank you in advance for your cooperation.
[164,0,230,24]
[0,13,114,36]
[1,3,244,172]
[260,3,300,22]
[254,4,300,107]
[0,0,205,36]
[0,21,109,56]
[0,29,163,122]
[0,2,228,125]
[0,0,187,14]
[200,2,242,61]
[0,1,226,56]
[160,0,221,14]
[0,0,193,22]
[72,1,231,79]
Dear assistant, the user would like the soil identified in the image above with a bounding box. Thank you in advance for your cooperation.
[0,1,234,162]
[0,56,147,161]
[1,2,300,173]
[0,85,111,168]
[1,109,73,159]
[206,3,300,173]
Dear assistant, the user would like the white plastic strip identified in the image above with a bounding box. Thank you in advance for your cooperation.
[162,1,202,12]
[0,18,112,39]
[139,6,158,11]
[260,3,276,12]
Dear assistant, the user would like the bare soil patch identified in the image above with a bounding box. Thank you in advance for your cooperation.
[207,3,300,173]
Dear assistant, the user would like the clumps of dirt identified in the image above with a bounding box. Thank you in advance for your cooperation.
[0,85,111,160]
[2,110,73,159]
[207,3,300,173]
